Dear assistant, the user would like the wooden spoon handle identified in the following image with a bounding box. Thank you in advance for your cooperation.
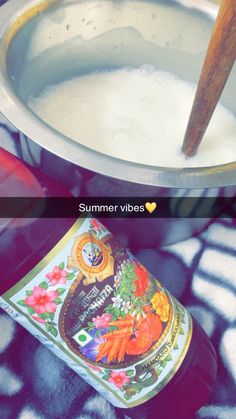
[182,0,236,157]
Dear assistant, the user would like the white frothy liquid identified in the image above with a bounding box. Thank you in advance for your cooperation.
[29,67,236,168]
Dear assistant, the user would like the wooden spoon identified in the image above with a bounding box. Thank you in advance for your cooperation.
[181,0,236,158]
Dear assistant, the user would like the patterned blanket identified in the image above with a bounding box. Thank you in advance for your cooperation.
[0,1,236,415]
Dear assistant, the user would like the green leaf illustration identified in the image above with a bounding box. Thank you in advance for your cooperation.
[27,307,35,314]
[117,263,136,299]
[59,262,65,270]
[113,307,121,318]
[57,288,66,296]
[26,290,33,296]
[18,300,26,307]
[124,393,132,400]
[126,370,134,377]
[120,310,126,318]
[39,281,48,289]
[105,305,113,314]
[45,322,58,337]
[179,327,185,335]
[88,322,94,328]
[45,322,50,331]
[54,297,62,305]
[101,370,110,380]
[173,343,179,350]
[161,359,168,369]
[165,354,172,362]
[50,327,58,337]
[40,312,54,320]
[66,272,75,280]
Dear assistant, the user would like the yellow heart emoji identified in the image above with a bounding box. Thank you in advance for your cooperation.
[145,202,157,214]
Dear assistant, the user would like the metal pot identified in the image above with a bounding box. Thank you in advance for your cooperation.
[0,0,235,246]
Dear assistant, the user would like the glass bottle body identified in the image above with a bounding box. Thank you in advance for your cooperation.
[0,148,217,418]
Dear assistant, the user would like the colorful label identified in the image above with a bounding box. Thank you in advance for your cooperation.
[0,217,192,408]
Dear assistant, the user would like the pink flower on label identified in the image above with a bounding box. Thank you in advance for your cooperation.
[92,313,112,329]
[32,314,46,324]
[108,371,130,389]
[24,286,58,314]
[46,266,67,285]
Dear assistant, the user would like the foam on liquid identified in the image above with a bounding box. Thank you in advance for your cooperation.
[29,67,236,168]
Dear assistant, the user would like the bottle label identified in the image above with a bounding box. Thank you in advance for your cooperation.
[0,217,192,408]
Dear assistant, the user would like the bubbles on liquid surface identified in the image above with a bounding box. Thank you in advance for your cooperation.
[28,67,236,168]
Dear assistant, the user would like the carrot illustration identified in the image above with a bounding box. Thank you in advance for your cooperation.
[107,338,122,363]
[96,340,113,362]
[117,336,131,362]
[95,311,162,363]
[101,327,133,340]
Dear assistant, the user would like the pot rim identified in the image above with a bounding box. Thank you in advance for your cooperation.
[0,0,236,189]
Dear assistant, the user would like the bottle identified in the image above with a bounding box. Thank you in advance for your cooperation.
[0,147,217,419]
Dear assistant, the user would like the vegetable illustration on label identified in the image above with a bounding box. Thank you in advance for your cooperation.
[1,217,192,407]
